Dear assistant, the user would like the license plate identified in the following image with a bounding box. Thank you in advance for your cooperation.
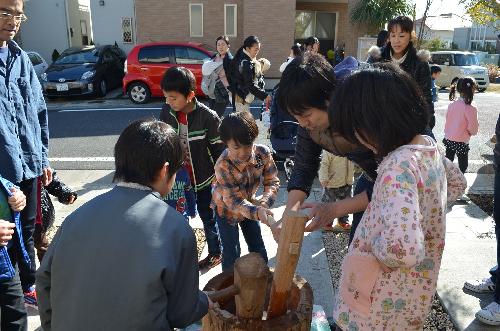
[56,83,68,91]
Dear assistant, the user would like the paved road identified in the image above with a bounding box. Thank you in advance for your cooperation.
[46,91,499,172]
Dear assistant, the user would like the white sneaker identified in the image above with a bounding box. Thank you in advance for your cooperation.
[464,278,496,293]
[476,302,500,326]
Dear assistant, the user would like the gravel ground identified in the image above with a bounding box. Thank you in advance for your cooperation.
[194,228,206,259]
[322,231,457,331]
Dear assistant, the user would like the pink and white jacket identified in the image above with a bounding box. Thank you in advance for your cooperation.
[333,137,466,331]
[444,98,479,143]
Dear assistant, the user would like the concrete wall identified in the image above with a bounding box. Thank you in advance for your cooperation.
[67,0,93,47]
[21,0,70,62]
[90,0,137,54]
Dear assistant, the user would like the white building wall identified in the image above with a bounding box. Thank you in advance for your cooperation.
[21,0,70,63]
[89,0,136,54]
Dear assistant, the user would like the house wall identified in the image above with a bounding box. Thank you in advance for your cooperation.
[89,0,137,53]
[135,0,294,77]
[453,27,471,50]
[21,0,70,62]
[296,0,370,59]
[67,0,93,48]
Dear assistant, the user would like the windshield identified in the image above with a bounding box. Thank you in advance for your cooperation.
[55,49,99,64]
[454,54,479,66]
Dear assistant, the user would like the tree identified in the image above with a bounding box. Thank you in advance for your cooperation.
[416,0,433,49]
[459,0,500,29]
[350,0,413,31]
[421,37,447,51]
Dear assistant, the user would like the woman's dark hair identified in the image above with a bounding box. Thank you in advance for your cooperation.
[234,35,260,60]
[451,76,477,105]
[376,30,389,47]
[305,36,319,48]
[277,53,335,116]
[291,43,302,57]
[216,35,230,46]
[219,111,259,146]
[388,16,414,34]
[113,119,183,185]
[329,63,428,157]
[449,77,460,101]
[160,66,196,97]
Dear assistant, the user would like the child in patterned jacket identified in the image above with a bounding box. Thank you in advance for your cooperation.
[329,63,466,331]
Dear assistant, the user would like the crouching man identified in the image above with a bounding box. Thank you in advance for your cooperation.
[36,119,211,331]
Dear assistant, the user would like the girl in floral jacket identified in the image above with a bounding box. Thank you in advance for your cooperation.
[330,63,466,330]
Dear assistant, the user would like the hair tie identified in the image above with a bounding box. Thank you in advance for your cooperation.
[466,82,471,87]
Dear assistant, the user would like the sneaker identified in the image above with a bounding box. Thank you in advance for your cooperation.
[464,278,496,293]
[476,301,500,326]
[198,254,222,270]
[23,286,37,306]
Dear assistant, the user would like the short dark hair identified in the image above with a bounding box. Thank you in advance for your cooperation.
[216,35,230,46]
[277,53,335,116]
[219,111,258,146]
[160,66,196,97]
[113,119,183,185]
[388,16,414,34]
[430,65,442,75]
[291,43,302,57]
[329,63,428,157]
[305,36,319,47]
[376,30,389,47]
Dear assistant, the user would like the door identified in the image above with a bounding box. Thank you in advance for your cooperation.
[137,46,175,96]
[174,46,210,95]
[431,53,454,86]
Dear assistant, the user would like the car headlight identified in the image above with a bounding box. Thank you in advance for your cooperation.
[81,70,96,80]
[40,72,47,82]
[460,68,472,75]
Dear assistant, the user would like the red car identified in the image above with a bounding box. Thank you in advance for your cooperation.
[123,42,215,104]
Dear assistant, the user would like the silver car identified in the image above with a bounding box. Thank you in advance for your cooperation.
[27,51,49,81]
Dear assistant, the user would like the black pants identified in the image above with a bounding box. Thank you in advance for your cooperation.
[490,168,500,303]
[0,250,28,331]
[445,148,468,174]
[16,178,37,291]
[209,99,228,118]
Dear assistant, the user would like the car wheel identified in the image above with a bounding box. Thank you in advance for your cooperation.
[128,82,151,104]
[97,79,107,97]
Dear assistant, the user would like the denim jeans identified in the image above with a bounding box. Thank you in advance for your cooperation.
[215,213,268,271]
[492,167,500,303]
[16,178,37,291]
[349,174,375,245]
[196,186,221,256]
[0,250,28,331]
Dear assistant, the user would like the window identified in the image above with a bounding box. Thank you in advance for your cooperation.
[224,4,237,37]
[175,47,209,65]
[138,46,174,64]
[189,4,203,37]
[431,54,452,65]
[122,17,134,44]
[102,51,114,63]
[295,11,336,40]
[28,53,42,66]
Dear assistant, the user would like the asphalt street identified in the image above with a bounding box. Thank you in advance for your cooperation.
[46,90,499,173]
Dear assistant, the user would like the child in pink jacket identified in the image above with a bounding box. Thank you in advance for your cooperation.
[329,64,466,330]
[443,77,479,173]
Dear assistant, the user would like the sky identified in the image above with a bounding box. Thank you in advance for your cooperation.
[415,0,468,20]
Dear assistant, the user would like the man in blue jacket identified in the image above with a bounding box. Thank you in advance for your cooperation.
[0,0,52,306]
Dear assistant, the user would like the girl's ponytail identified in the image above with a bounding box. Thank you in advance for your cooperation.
[449,84,456,101]
[457,76,476,105]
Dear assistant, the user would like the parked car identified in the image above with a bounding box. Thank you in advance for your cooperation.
[27,51,49,80]
[123,42,215,104]
[40,45,125,98]
[431,51,490,91]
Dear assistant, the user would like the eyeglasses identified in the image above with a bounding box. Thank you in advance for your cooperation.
[0,12,28,24]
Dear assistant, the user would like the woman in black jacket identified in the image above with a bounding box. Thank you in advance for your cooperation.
[371,16,435,132]
[231,36,271,112]
[209,35,233,117]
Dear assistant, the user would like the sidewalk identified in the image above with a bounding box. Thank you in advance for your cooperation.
[28,171,497,330]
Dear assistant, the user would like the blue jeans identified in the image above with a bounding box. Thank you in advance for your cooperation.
[349,174,375,245]
[491,167,500,303]
[215,213,268,271]
[196,187,221,256]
